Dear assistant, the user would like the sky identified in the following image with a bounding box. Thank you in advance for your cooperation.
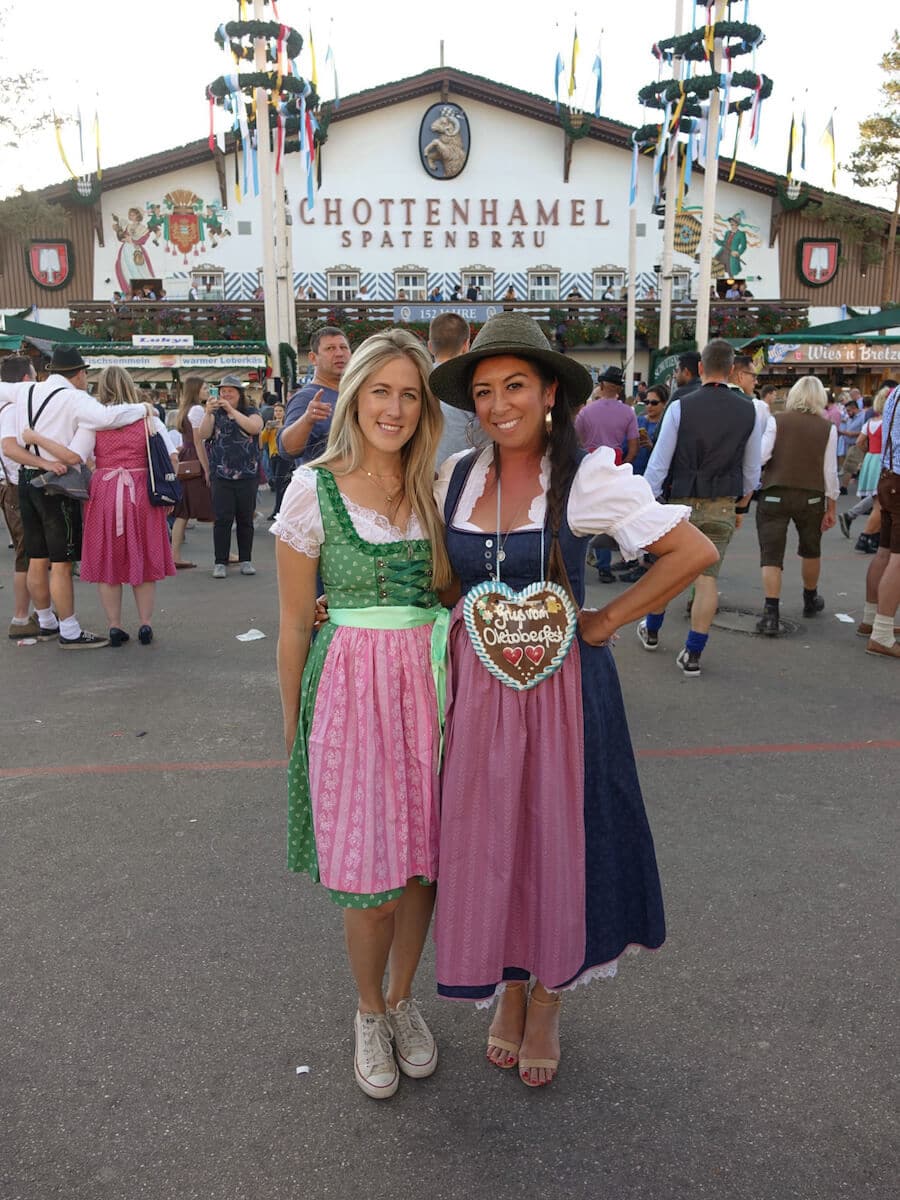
[0,0,896,209]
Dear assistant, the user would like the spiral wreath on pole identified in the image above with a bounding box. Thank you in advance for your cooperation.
[636,3,773,153]
[214,20,303,63]
[207,6,325,182]
[638,70,773,121]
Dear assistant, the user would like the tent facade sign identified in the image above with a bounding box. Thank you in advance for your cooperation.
[132,334,195,348]
[767,342,900,366]
[84,353,266,369]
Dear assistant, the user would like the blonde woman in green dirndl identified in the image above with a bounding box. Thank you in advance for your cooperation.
[274,329,452,1100]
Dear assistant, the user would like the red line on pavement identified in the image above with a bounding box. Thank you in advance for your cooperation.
[1,741,898,781]
[636,739,900,759]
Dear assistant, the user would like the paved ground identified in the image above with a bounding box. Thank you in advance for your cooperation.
[1,499,897,1200]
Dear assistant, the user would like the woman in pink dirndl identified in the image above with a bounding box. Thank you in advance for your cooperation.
[72,366,176,645]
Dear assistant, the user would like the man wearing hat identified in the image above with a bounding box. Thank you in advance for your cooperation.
[575,367,639,464]
[575,366,640,582]
[1,345,150,648]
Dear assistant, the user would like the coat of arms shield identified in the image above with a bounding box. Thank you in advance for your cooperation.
[797,239,840,288]
[26,240,74,289]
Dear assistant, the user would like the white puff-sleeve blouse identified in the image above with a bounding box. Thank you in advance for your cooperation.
[434,446,690,560]
[272,465,425,558]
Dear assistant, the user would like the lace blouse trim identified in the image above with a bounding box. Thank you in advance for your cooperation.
[272,465,424,556]
[448,447,550,531]
[271,519,320,558]
[339,493,424,542]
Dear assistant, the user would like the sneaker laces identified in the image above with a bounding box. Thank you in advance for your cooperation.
[358,1013,394,1075]
[389,998,431,1052]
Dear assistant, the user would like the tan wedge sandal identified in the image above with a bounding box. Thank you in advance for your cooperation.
[518,990,561,1087]
[486,981,528,1069]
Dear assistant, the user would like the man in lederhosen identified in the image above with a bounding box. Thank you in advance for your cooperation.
[1,345,149,648]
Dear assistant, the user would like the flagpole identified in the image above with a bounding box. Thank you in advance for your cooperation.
[659,0,684,351]
[276,179,298,362]
[693,28,723,349]
[274,177,295,382]
[254,0,281,384]
[626,205,637,398]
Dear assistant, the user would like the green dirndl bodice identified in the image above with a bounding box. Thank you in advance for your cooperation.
[286,468,441,908]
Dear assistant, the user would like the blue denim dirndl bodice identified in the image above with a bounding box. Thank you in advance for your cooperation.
[443,452,588,603]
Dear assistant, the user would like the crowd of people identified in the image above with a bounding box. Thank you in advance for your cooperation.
[2,329,896,660]
[0,348,176,648]
[2,315,898,1103]
[569,345,899,667]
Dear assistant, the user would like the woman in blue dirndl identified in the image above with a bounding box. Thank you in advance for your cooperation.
[430,314,717,1087]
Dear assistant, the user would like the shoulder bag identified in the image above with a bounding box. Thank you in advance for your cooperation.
[145,417,182,507]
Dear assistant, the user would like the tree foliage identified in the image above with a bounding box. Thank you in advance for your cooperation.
[0,4,67,234]
[848,32,900,175]
[0,188,68,239]
[846,30,900,304]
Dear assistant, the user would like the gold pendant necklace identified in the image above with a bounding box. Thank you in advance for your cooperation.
[362,468,402,502]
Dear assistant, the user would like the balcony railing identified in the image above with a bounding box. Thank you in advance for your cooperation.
[67,299,811,349]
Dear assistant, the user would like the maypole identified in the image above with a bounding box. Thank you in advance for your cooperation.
[636,1,773,351]
[658,0,685,351]
[207,3,319,391]
[253,0,280,378]
[694,18,723,348]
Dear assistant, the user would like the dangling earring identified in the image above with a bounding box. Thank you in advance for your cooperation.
[545,408,553,435]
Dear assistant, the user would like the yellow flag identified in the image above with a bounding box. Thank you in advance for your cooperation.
[821,113,837,188]
[93,111,102,180]
[309,25,318,91]
[568,27,579,98]
[54,117,79,181]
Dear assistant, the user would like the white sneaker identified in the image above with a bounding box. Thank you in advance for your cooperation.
[212,563,227,579]
[636,619,659,651]
[239,562,256,576]
[387,998,438,1078]
[354,1011,399,1099]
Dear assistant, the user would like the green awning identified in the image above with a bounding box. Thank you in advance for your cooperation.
[794,308,900,338]
[0,316,83,343]
[75,340,267,353]
[757,333,900,345]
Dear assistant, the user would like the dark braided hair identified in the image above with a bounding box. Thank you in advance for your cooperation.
[535,363,580,602]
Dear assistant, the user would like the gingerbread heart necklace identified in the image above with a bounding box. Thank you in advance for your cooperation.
[461,467,577,692]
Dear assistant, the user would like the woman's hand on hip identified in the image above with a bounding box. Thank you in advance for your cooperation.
[578,607,617,646]
[313,593,329,630]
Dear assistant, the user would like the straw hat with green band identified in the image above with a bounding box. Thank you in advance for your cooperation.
[429,313,593,413]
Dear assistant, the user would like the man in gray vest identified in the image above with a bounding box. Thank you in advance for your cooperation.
[638,338,761,676]
[754,377,838,635]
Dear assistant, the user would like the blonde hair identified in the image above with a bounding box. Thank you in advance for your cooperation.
[177,376,205,428]
[785,376,827,415]
[312,329,450,589]
[872,387,889,415]
[96,364,143,407]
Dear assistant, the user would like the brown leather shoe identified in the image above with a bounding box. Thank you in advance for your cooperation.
[865,639,900,658]
[8,614,41,639]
